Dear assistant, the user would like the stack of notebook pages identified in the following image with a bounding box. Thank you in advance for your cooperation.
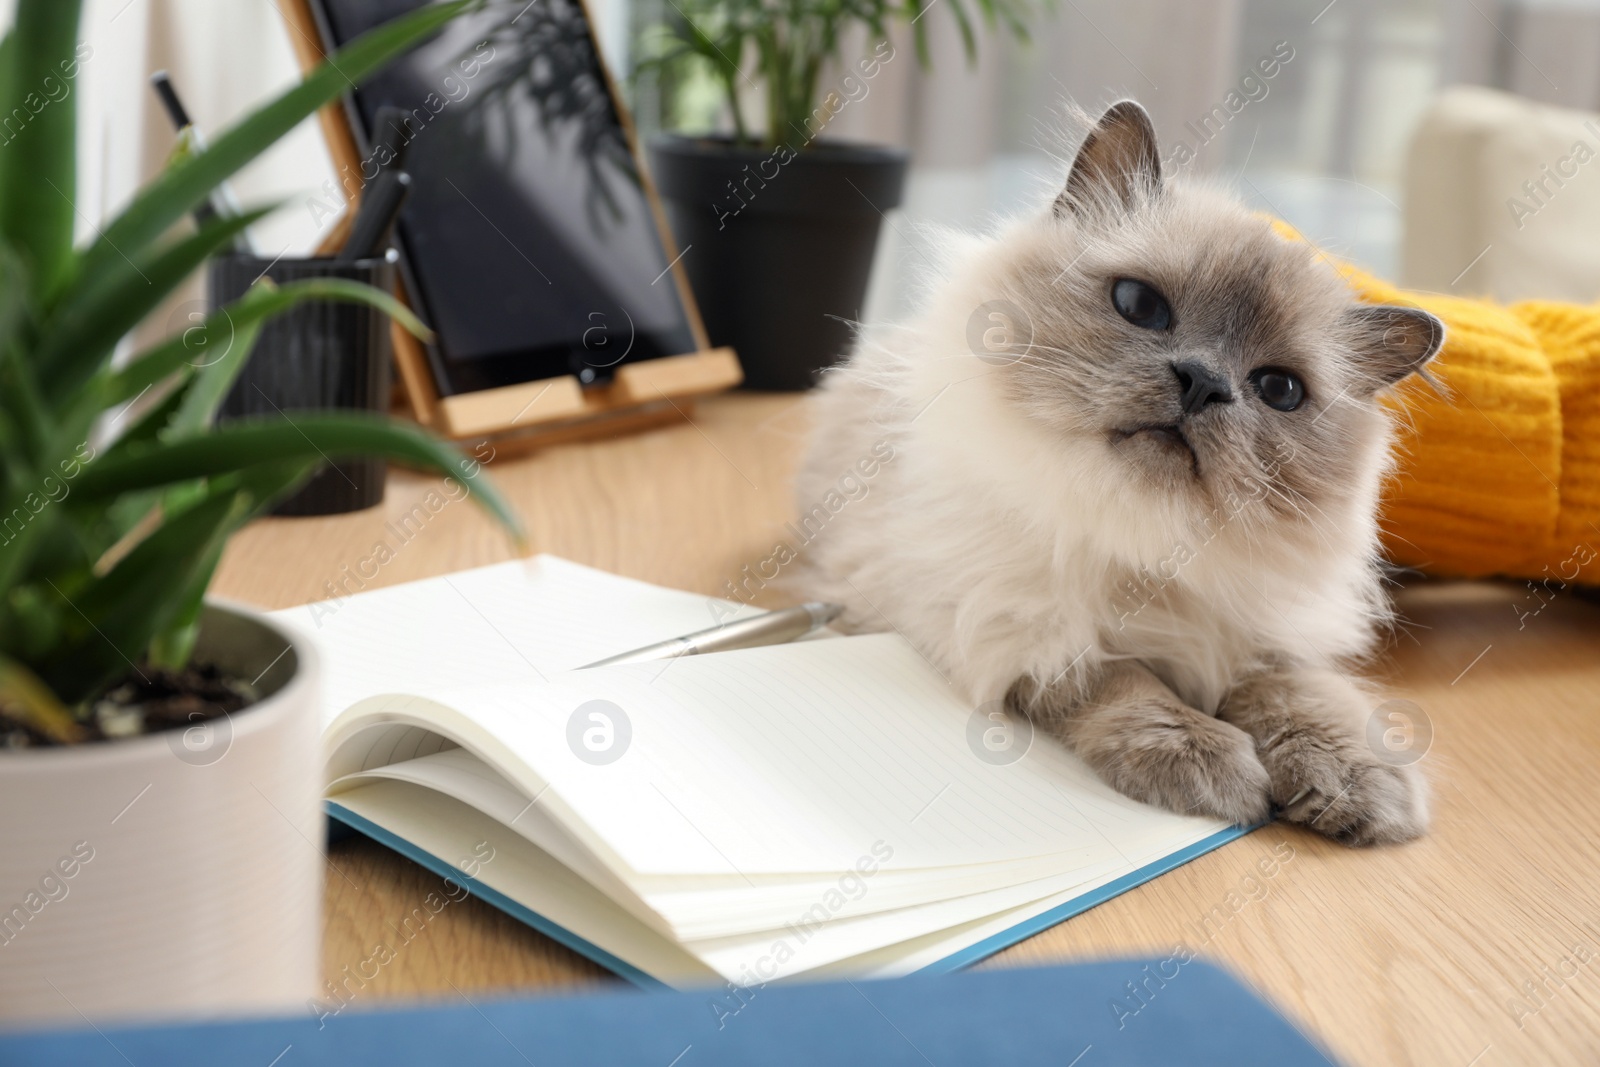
[273,556,1244,987]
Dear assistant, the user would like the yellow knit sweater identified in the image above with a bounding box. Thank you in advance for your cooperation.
[1337,262,1600,584]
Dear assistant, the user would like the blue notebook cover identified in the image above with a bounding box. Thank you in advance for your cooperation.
[326,801,1256,988]
[0,958,1337,1065]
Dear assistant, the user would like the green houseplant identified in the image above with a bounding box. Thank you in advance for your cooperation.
[636,0,1042,389]
[0,0,517,1024]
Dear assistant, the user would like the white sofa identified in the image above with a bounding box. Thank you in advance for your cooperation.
[1402,86,1600,304]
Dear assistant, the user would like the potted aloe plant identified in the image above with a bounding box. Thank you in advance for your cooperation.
[637,0,1042,389]
[0,0,518,1025]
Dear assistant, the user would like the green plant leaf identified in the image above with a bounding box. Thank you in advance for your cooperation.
[0,487,61,609]
[147,460,318,671]
[35,486,248,703]
[988,0,1033,40]
[67,0,476,306]
[0,0,518,714]
[77,378,203,548]
[35,206,272,404]
[144,610,204,674]
[944,0,978,61]
[165,318,266,440]
[0,242,44,462]
[0,32,15,111]
[0,582,63,662]
[0,0,82,298]
[71,412,524,541]
[85,274,434,548]
[643,0,1047,144]
[107,379,193,453]
[904,0,933,66]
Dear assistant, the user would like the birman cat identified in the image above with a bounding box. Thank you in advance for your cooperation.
[795,100,1443,845]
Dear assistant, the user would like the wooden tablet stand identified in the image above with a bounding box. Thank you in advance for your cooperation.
[278,0,742,454]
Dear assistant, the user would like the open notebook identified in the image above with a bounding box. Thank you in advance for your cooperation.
[272,556,1248,988]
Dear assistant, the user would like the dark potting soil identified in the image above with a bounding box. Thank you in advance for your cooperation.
[0,662,258,749]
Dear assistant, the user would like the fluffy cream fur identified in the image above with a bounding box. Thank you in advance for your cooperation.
[794,101,1441,844]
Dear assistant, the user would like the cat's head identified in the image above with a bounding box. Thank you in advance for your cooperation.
[966,100,1444,533]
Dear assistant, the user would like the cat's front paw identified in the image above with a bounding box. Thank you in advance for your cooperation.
[1068,700,1273,827]
[1220,668,1430,846]
[1258,732,1428,846]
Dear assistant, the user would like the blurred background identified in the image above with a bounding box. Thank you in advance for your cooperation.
[9,0,1600,325]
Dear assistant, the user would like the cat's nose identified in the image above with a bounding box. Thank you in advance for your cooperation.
[1171,360,1234,414]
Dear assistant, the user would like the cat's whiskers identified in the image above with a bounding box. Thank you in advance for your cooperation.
[1267,474,1340,532]
[1249,478,1340,550]
[1010,341,1083,362]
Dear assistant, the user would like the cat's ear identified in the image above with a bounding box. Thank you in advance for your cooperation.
[1342,305,1445,389]
[1055,101,1163,218]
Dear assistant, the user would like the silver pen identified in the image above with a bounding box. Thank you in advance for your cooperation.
[578,602,844,669]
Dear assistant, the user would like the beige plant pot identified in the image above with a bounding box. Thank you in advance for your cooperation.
[0,601,323,1027]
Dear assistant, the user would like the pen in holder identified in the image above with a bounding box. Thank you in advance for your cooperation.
[208,252,397,516]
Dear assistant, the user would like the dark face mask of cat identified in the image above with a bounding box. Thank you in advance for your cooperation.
[1104,276,1310,481]
[994,100,1445,516]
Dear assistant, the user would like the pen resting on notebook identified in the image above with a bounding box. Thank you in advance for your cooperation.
[578,602,841,668]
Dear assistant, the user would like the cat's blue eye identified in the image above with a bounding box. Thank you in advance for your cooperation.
[1111,279,1172,331]
[1250,368,1306,412]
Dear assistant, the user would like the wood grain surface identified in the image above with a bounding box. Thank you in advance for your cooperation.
[212,393,1600,1066]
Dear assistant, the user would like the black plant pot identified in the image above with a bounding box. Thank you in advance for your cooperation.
[648,136,909,391]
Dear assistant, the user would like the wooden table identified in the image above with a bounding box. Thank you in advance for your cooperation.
[213,393,1600,1066]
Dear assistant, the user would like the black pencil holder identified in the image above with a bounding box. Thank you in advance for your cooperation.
[208,252,397,516]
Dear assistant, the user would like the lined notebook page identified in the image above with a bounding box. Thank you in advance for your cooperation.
[271,556,762,728]
[373,634,1229,880]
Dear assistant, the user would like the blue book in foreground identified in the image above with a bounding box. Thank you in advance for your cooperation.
[0,959,1338,1066]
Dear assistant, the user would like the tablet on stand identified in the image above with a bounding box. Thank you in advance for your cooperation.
[281,0,742,453]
